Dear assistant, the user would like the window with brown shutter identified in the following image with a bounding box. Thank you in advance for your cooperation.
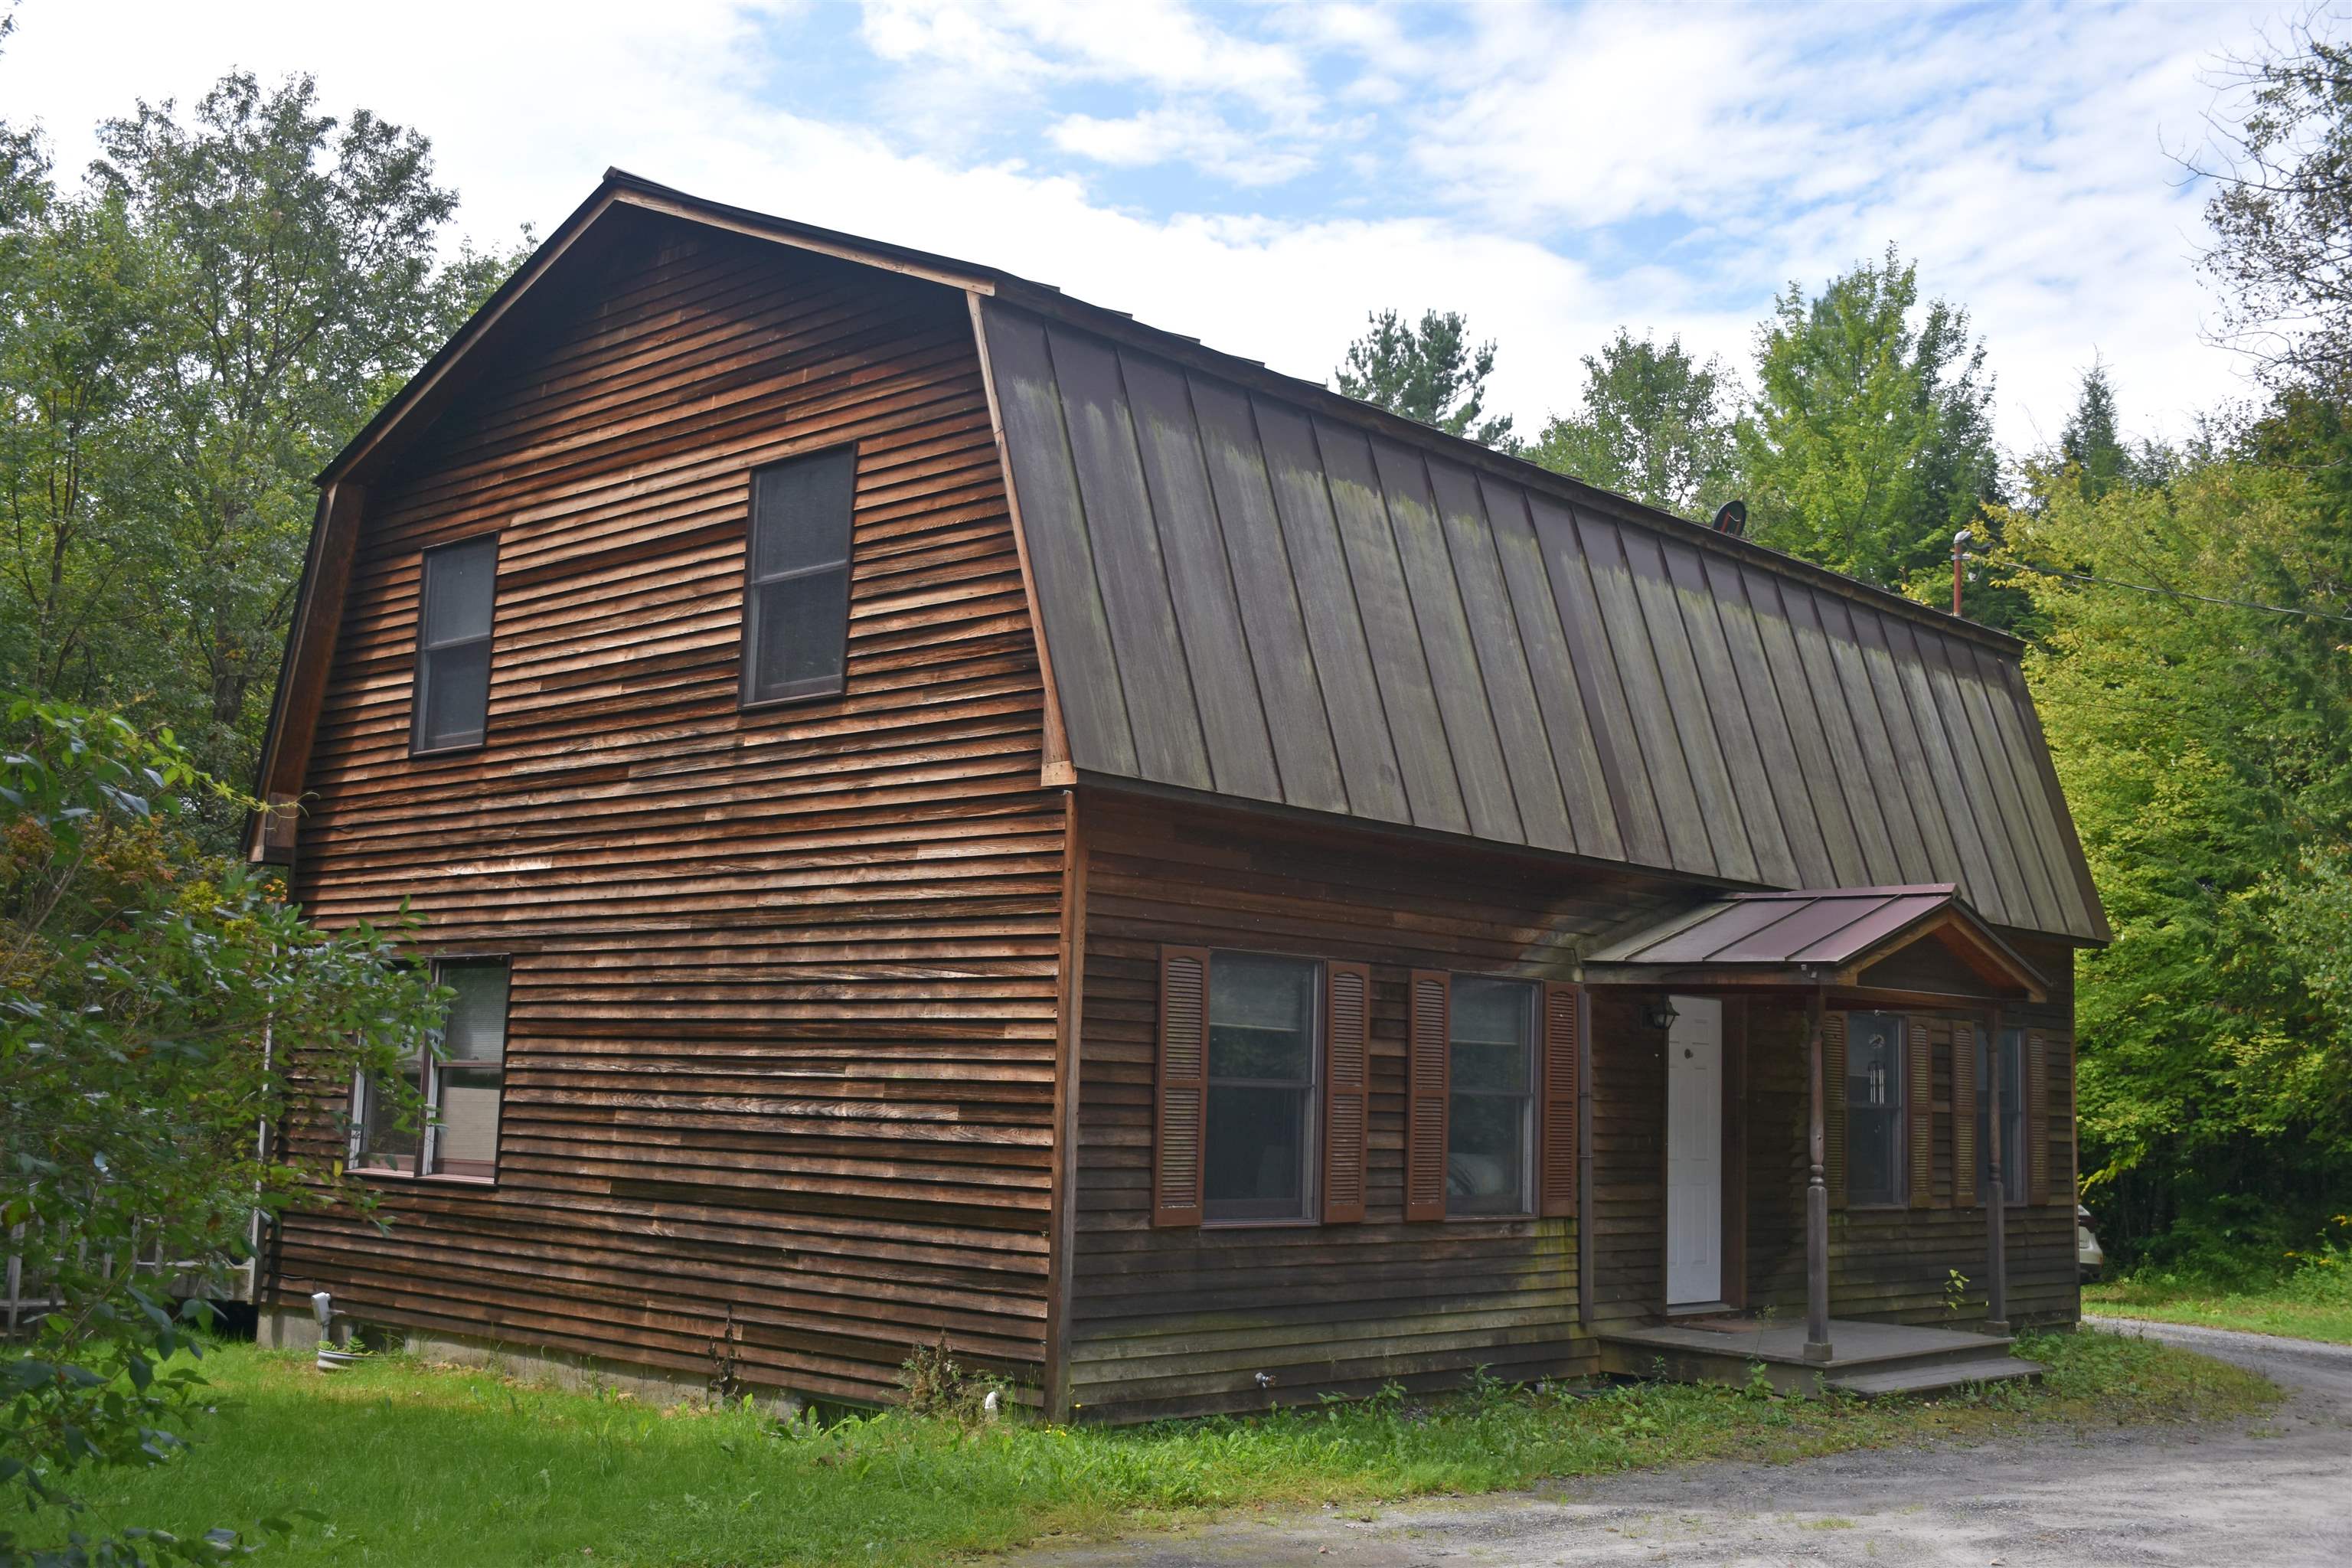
[1538,983,1582,1219]
[1155,947,1325,1227]
[1321,962,1370,1224]
[1404,970,1451,1221]
[1907,1018,1934,1210]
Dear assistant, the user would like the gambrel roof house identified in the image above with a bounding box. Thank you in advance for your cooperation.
[251,171,2102,1419]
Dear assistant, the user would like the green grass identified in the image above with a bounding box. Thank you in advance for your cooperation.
[2089,1238,2352,1344]
[74,1330,2272,1568]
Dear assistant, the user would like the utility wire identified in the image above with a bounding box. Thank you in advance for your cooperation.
[1998,559,2352,628]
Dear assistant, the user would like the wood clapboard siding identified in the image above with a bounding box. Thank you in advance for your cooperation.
[982,298,2106,944]
[270,212,1067,1406]
[1586,988,1668,1334]
[1065,795,1685,1421]
[1739,950,2080,1329]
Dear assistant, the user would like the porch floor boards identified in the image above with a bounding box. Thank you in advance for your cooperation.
[1596,1316,2044,1397]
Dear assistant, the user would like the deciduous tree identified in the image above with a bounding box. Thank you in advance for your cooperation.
[83,72,511,789]
[1527,328,1739,516]
[1736,247,1998,589]
[2,698,441,1563]
[2196,19,2352,394]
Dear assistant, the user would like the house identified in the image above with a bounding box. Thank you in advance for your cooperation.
[248,170,2105,1421]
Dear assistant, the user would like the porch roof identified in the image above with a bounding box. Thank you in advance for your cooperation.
[1584,884,2047,1002]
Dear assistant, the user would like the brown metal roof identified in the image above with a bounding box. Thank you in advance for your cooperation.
[1584,884,2049,998]
[258,171,2109,947]
[981,299,2109,943]
[1590,886,1965,966]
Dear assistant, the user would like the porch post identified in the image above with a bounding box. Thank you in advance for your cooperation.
[1985,1006,2011,1335]
[1804,986,1833,1362]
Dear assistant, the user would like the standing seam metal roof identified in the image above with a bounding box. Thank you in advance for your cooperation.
[982,300,2108,944]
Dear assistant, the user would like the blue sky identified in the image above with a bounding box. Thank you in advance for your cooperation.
[3,0,2290,459]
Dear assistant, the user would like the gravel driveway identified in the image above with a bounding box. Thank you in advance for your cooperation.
[1013,1319,2352,1567]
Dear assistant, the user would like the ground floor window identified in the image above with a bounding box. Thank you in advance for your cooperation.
[1446,976,1536,1216]
[1975,1025,2027,1203]
[1844,1011,1905,1205]
[1203,952,1319,1222]
[352,957,510,1180]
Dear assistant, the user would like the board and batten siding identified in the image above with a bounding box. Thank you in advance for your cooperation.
[1064,794,1687,1422]
[270,213,1066,1406]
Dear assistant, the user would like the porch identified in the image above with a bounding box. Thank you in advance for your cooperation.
[1596,1315,2044,1397]
[1581,885,2063,1389]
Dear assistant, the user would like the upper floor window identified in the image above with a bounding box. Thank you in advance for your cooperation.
[1446,976,1536,1216]
[743,447,855,706]
[1203,952,1320,1223]
[1844,1011,1905,1206]
[353,957,511,1181]
[412,535,498,753]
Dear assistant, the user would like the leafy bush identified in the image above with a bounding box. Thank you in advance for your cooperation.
[2,698,442,1563]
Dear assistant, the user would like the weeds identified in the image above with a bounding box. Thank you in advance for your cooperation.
[2090,1227,2352,1344]
[899,1333,1008,1426]
[82,1330,2273,1568]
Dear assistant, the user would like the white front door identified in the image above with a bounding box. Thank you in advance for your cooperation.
[1665,996,1724,1306]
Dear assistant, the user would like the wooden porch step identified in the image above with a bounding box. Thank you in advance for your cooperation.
[1596,1318,2038,1396]
[1828,1354,2045,1399]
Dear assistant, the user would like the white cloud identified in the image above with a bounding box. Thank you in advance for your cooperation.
[860,0,1313,113]
[0,0,2287,465]
[1048,105,1315,185]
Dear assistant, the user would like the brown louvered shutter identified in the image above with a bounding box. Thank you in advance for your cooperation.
[2026,1029,2051,1205]
[1907,1018,1934,1210]
[1321,962,1370,1224]
[1951,1022,1979,1208]
[1405,970,1451,1222]
[1822,1011,1848,1210]
[1538,982,1583,1218]
[1152,946,1210,1228]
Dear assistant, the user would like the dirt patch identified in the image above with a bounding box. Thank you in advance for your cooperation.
[1011,1321,2352,1567]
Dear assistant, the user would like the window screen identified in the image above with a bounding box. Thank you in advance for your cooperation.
[427,961,509,1178]
[1203,952,1318,1222]
[1446,977,1535,1216]
[743,448,855,704]
[413,536,498,752]
[351,958,510,1181]
[1845,1011,1905,1205]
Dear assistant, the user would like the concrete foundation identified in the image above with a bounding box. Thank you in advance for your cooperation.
[255,1307,806,1418]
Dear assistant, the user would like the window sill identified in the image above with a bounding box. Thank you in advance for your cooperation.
[1445,1210,1537,1223]
[1201,1216,1319,1230]
[353,1168,497,1188]
[739,683,847,714]
[408,740,486,761]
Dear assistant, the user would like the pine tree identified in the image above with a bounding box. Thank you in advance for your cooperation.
[1332,307,1516,449]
